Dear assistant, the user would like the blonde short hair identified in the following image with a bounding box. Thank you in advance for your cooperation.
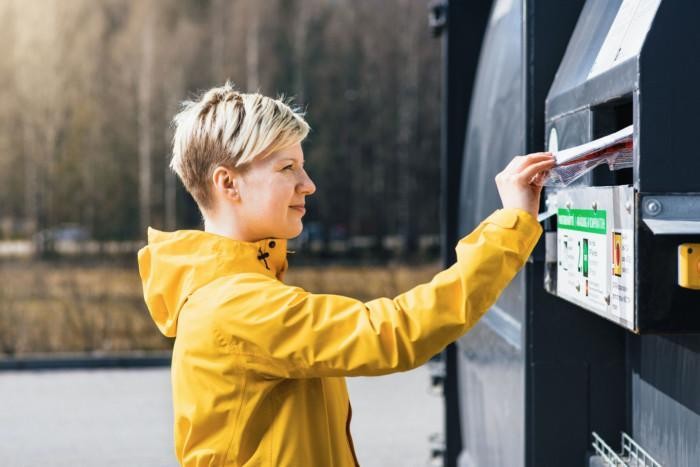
[171,82,310,210]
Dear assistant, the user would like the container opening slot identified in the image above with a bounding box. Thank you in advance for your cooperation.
[544,125,633,187]
[591,98,634,185]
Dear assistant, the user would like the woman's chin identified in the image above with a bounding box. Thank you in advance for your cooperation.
[290,224,304,238]
[276,222,303,239]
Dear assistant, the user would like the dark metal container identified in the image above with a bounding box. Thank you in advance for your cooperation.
[439,0,700,466]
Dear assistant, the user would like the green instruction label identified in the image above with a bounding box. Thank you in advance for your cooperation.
[558,208,607,234]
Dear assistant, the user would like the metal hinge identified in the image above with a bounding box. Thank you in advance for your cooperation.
[426,356,445,396]
[428,0,447,37]
[428,432,445,467]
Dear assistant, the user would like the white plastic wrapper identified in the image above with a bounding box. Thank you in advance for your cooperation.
[544,125,634,187]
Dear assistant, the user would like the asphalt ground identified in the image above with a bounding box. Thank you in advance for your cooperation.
[0,365,442,466]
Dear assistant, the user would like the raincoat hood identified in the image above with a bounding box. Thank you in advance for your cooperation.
[137,227,288,337]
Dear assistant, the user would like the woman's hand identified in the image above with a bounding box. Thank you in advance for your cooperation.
[495,152,556,218]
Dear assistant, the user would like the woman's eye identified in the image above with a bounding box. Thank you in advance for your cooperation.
[283,165,294,171]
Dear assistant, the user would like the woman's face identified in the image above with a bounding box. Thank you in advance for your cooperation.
[235,143,316,240]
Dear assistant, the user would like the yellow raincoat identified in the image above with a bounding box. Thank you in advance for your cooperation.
[138,208,541,466]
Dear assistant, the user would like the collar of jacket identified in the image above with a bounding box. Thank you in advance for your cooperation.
[138,228,290,337]
[146,227,289,280]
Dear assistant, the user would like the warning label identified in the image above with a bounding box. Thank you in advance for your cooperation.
[557,209,610,314]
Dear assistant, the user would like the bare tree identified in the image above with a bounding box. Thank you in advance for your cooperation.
[138,3,155,234]
[0,0,443,244]
[12,0,64,239]
[161,13,203,230]
[210,0,227,81]
[293,0,310,105]
[246,1,260,91]
[395,0,422,252]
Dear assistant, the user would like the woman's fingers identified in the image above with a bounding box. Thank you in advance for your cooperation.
[495,151,554,217]
[518,158,556,183]
[529,169,551,186]
[520,152,553,162]
[498,154,555,184]
[503,152,554,172]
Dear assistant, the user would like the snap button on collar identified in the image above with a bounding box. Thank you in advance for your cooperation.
[257,248,271,270]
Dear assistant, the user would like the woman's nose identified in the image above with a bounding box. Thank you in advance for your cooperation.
[299,170,316,195]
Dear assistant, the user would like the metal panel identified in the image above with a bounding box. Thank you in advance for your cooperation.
[456,1,525,464]
[637,1,700,193]
[640,195,700,235]
[458,0,525,235]
[526,261,626,467]
[541,1,700,466]
[629,335,700,466]
[635,200,700,332]
[545,1,700,334]
[455,0,589,465]
[457,287,525,467]
[439,1,495,465]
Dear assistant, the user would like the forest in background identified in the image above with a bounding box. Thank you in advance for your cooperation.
[0,0,442,246]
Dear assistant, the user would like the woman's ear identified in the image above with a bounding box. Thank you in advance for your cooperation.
[212,166,240,201]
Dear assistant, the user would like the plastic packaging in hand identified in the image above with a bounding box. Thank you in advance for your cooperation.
[544,125,634,187]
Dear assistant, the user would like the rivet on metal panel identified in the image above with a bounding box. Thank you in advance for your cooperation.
[565,200,573,209]
[592,201,598,211]
[644,198,662,216]
[625,201,633,213]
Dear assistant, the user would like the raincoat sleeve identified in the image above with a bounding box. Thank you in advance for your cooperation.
[212,208,542,378]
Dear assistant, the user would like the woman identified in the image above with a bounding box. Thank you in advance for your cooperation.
[138,82,554,466]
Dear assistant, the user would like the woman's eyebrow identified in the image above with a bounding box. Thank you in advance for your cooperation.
[280,158,305,165]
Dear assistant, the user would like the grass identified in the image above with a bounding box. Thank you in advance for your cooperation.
[0,259,442,356]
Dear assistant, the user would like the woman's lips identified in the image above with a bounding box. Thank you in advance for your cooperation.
[290,206,306,214]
